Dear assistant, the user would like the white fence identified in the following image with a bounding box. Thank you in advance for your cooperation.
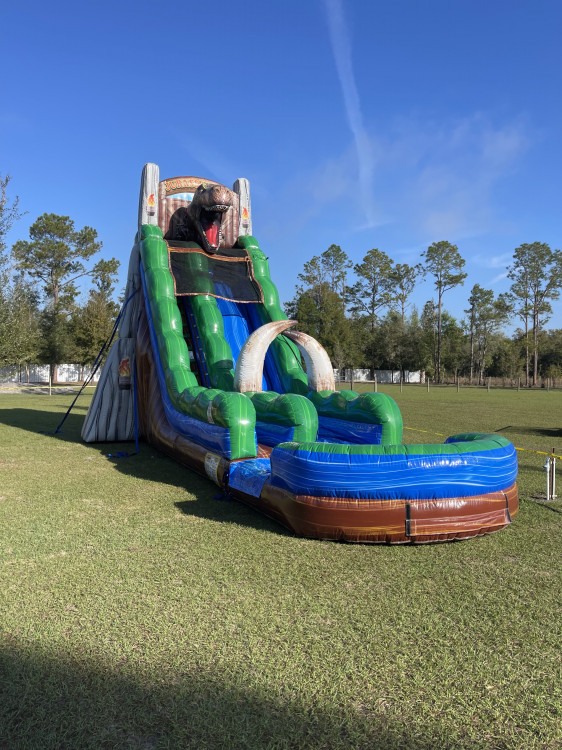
[1,364,422,386]
[334,369,425,384]
[0,364,100,383]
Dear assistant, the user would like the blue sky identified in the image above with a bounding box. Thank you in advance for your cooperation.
[2,0,561,329]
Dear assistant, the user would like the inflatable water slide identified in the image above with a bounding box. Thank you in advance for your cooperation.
[82,164,518,543]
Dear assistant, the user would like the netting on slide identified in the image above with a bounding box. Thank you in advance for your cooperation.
[168,243,263,303]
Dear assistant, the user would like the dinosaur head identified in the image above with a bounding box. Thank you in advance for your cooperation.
[187,183,234,254]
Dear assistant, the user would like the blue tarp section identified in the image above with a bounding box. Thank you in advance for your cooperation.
[228,458,271,498]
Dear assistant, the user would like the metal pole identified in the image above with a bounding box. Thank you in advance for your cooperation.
[551,450,557,498]
[374,375,377,393]
[350,368,354,392]
[545,459,551,502]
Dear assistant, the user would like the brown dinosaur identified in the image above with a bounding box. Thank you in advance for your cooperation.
[176,182,234,253]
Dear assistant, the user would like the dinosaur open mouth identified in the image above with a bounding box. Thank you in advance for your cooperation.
[200,204,229,251]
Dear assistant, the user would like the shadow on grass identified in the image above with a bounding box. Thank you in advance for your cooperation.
[527,498,562,515]
[0,407,90,440]
[0,407,288,536]
[496,424,562,440]
[172,494,291,536]
[524,426,562,439]
[0,646,454,750]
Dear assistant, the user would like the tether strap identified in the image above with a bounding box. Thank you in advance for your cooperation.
[504,491,512,523]
[405,503,412,537]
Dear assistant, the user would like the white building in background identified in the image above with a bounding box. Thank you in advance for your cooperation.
[0,364,100,383]
[1,364,422,386]
[335,369,425,383]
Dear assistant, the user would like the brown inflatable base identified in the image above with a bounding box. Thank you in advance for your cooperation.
[228,482,518,544]
[136,306,519,544]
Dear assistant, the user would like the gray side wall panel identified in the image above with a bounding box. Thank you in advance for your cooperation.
[81,245,142,443]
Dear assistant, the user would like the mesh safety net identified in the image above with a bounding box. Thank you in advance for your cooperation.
[168,243,263,303]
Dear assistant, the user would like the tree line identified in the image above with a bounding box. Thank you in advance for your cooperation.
[285,240,562,386]
[2,172,561,387]
[0,175,119,382]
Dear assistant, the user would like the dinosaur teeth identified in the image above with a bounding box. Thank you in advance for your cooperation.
[206,204,229,212]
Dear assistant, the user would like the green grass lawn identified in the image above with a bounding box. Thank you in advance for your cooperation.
[0,389,560,749]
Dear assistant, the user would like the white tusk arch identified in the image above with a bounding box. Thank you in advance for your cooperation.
[284,330,335,392]
[233,320,298,392]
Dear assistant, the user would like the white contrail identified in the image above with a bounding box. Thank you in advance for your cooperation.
[323,0,376,226]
